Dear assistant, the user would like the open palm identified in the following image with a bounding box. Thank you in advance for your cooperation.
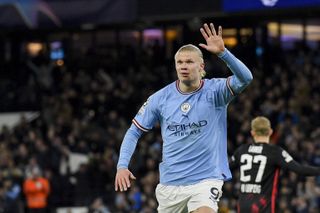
[199,23,225,55]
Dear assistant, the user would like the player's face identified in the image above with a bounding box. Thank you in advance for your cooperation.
[175,51,204,86]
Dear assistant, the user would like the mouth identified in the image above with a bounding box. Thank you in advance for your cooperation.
[180,71,189,77]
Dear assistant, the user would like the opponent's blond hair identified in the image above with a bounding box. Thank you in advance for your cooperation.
[174,44,206,78]
[251,116,271,136]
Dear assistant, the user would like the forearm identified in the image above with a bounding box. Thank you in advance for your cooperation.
[117,124,143,169]
[288,161,320,176]
[218,48,253,93]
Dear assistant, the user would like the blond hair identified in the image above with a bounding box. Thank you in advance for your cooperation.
[251,116,271,136]
[174,44,206,78]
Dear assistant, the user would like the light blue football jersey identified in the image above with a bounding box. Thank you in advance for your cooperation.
[133,78,234,185]
[117,48,253,185]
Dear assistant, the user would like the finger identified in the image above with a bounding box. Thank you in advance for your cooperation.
[203,23,212,36]
[119,179,126,191]
[199,43,208,50]
[218,26,222,37]
[130,173,136,180]
[210,23,217,36]
[118,178,122,191]
[118,178,124,191]
[200,28,209,40]
[125,176,131,188]
[115,178,118,191]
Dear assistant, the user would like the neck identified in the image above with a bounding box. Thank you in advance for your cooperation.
[253,136,270,143]
[179,80,201,93]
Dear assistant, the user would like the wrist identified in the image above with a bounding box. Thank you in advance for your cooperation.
[217,48,227,57]
[117,166,128,170]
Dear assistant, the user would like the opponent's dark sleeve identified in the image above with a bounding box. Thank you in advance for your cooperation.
[229,147,240,170]
[274,147,320,176]
[286,161,320,176]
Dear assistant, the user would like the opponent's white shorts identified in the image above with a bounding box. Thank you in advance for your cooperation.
[155,179,223,213]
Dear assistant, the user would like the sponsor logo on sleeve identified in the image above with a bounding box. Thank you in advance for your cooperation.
[282,150,293,163]
[138,99,149,115]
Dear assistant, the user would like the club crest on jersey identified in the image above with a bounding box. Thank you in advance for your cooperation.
[181,102,191,113]
[138,99,149,115]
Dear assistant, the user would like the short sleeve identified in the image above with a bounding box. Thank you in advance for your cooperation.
[273,147,294,169]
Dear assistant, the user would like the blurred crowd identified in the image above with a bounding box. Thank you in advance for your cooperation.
[0,37,319,213]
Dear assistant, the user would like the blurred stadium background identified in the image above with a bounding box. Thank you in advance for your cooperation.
[0,0,319,212]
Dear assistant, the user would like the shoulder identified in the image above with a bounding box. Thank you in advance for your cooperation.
[152,82,175,96]
[264,144,294,163]
[24,179,32,184]
[148,82,175,103]
[204,78,226,84]
[262,143,285,157]
[234,144,250,156]
[264,143,282,152]
[203,78,227,88]
[40,177,49,183]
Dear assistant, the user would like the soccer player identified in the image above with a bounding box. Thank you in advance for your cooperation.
[115,22,253,213]
[230,116,320,213]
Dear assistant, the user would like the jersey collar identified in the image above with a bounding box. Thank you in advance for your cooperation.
[176,80,204,95]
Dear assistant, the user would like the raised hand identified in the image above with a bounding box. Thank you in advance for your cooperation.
[115,168,136,192]
[199,23,225,55]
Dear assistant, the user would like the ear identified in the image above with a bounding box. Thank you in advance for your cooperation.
[200,62,205,70]
[250,130,255,137]
[199,63,205,76]
[269,128,273,137]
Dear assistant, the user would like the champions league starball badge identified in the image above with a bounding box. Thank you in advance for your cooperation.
[138,99,149,115]
[181,102,191,113]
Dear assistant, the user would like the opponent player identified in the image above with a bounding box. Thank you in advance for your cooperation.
[115,22,253,213]
[230,116,320,213]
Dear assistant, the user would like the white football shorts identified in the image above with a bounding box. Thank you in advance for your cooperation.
[155,179,223,213]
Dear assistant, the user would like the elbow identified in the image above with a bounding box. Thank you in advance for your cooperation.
[247,71,254,82]
[244,72,253,86]
[238,73,253,91]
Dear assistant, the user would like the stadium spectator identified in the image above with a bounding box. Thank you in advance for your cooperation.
[23,166,50,213]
